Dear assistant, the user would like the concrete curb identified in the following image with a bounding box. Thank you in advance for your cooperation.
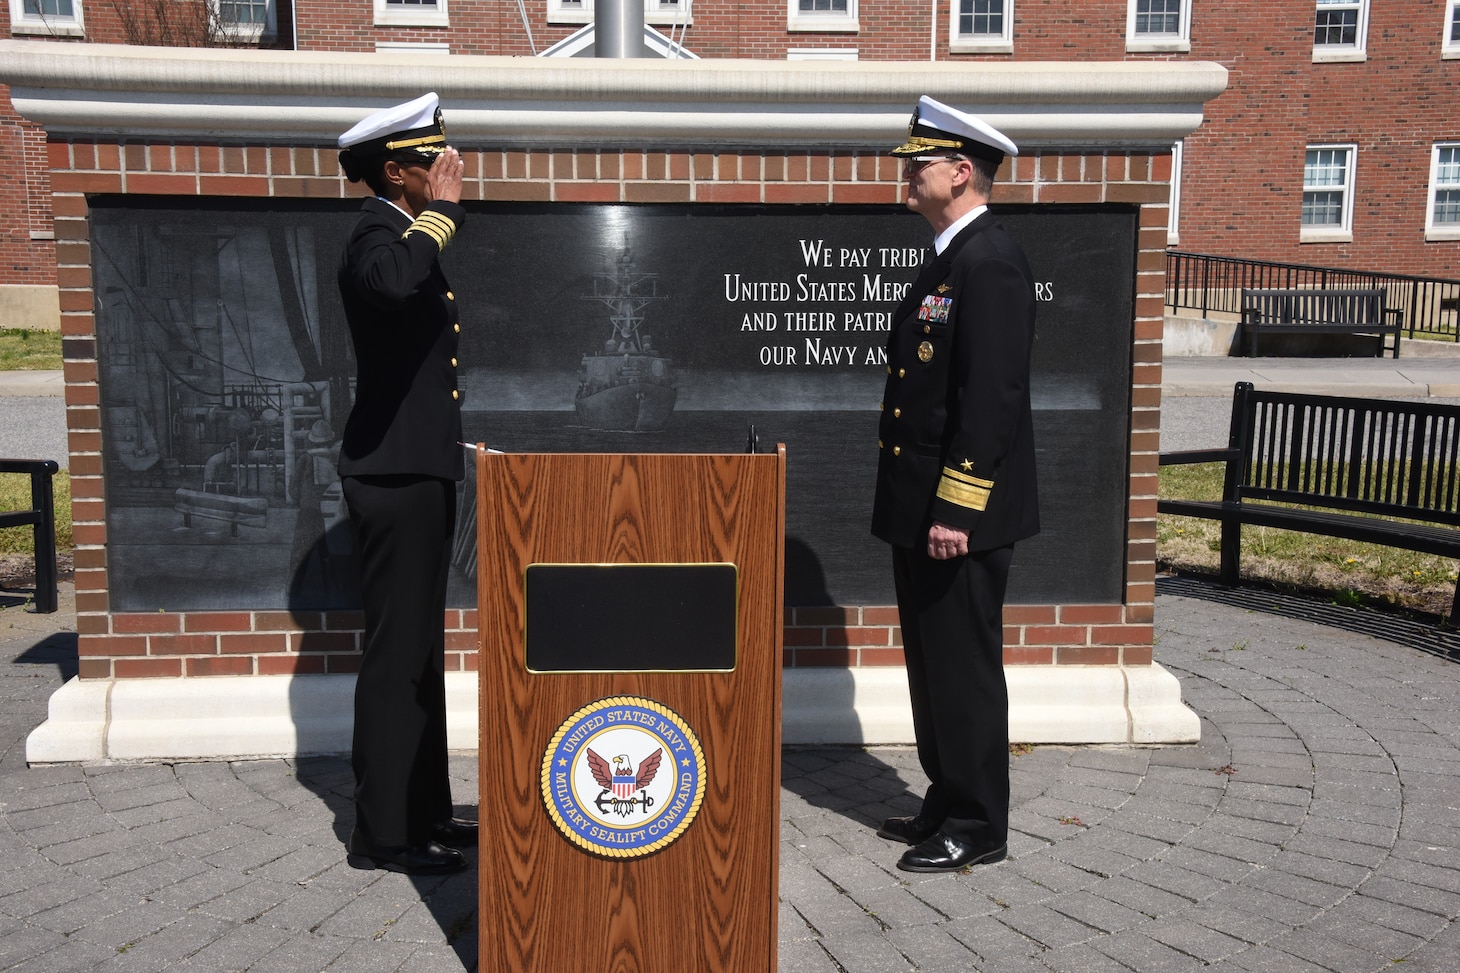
[26,662,1200,763]
[0,369,62,396]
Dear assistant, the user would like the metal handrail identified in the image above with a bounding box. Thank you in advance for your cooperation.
[1166,251,1460,341]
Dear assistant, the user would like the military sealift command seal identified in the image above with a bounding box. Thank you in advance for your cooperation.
[541,696,707,859]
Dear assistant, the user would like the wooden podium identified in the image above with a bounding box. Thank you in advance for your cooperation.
[476,449,786,973]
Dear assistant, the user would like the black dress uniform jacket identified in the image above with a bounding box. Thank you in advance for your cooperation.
[872,210,1039,552]
[337,195,466,850]
[338,196,466,483]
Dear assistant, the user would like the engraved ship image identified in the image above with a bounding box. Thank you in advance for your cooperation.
[574,246,676,432]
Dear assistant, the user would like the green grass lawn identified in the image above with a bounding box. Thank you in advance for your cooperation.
[0,329,63,370]
[0,330,68,578]
[0,471,72,556]
[1159,462,1460,617]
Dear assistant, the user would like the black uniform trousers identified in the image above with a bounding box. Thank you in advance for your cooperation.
[892,542,1014,849]
[342,473,456,847]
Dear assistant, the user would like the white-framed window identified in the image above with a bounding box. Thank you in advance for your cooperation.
[548,0,694,28]
[1444,0,1460,58]
[950,0,1012,53]
[214,0,274,40]
[787,0,857,34]
[9,0,85,37]
[1168,140,1183,246]
[375,0,449,28]
[1427,143,1460,241]
[1126,0,1190,53]
[1301,144,1357,242]
[1313,0,1367,62]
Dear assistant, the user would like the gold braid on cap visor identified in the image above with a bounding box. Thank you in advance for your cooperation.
[386,107,447,153]
[892,133,967,156]
[384,133,446,152]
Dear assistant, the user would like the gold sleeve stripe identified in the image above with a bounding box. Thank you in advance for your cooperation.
[936,468,994,511]
[404,211,458,249]
[420,212,459,245]
[417,211,456,236]
[941,467,995,489]
[402,222,447,248]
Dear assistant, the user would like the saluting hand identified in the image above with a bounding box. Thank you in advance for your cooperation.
[426,146,465,205]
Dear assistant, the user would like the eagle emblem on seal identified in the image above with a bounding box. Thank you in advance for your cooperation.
[587,746,663,817]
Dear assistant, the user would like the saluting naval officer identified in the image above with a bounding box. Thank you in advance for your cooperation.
[871,96,1039,873]
[335,92,477,874]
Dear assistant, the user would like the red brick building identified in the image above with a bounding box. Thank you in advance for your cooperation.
[2,0,1456,321]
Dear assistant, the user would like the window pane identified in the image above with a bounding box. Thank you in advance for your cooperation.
[958,0,1004,36]
[799,0,848,11]
[220,0,269,24]
[1437,191,1460,225]
[1439,146,1460,183]
[387,0,438,5]
[1134,0,1181,35]
[1302,192,1345,225]
[1438,147,1460,225]
[1314,0,1359,45]
[23,0,75,15]
[1305,148,1348,187]
[1451,6,1460,42]
[1303,148,1350,226]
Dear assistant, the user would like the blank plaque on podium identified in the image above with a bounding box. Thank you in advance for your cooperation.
[476,450,785,973]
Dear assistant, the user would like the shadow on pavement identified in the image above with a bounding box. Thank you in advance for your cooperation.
[12,630,78,681]
[292,754,480,970]
[1158,572,1460,663]
[782,745,924,837]
[0,588,38,612]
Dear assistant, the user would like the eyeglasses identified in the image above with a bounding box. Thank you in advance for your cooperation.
[902,155,967,177]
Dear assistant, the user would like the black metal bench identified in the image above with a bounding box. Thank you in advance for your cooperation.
[0,458,60,614]
[1240,287,1403,358]
[1159,382,1460,621]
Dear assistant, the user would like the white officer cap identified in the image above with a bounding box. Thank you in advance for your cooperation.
[889,95,1018,163]
[337,92,446,161]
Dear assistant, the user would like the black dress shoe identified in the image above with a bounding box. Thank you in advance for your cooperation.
[896,833,1007,873]
[347,832,467,874]
[876,813,941,845]
[431,817,479,846]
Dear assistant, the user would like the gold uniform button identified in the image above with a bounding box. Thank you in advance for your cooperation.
[453,323,461,334]
[893,446,901,456]
[923,325,931,334]
[879,402,884,412]
[450,357,458,367]
[886,365,892,375]
[893,408,901,418]
[446,291,455,301]
[451,390,459,401]
[898,368,906,378]
[877,439,884,448]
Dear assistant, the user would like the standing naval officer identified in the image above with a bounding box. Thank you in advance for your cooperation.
[871,96,1039,872]
[335,92,477,874]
